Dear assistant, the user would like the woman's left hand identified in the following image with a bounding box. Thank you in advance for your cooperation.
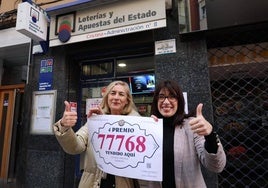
[189,103,213,136]
[87,106,103,117]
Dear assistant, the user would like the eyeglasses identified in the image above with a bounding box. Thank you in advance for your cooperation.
[158,94,177,102]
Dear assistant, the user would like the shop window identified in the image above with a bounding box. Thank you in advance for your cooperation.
[116,56,154,76]
[81,60,114,80]
[116,56,155,116]
[80,55,155,119]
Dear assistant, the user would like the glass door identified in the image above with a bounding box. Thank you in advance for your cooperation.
[80,81,113,126]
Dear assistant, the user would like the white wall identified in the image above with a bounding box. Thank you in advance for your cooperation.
[0,27,30,48]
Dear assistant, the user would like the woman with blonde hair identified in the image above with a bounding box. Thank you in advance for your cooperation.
[99,81,138,115]
[53,80,140,188]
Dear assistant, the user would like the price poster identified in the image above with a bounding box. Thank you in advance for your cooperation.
[87,115,163,181]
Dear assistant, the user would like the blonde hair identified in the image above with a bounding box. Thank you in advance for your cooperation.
[100,80,137,115]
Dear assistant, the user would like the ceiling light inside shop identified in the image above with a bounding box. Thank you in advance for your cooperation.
[118,63,126,67]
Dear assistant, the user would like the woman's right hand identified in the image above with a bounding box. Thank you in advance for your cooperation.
[60,101,78,127]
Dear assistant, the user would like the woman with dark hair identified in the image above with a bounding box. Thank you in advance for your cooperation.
[150,80,226,188]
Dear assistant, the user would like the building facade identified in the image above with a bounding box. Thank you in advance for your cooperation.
[0,0,267,187]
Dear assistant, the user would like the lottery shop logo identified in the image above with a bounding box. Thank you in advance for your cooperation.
[30,7,39,23]
[55,12,75,43]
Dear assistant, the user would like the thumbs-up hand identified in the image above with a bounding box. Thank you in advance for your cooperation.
[189,103,213,136]
[60,101,78,127]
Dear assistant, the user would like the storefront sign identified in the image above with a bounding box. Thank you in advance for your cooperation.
[16,2,48,41]
[155,39,176,55]
[88,115,163,181]
[49,0,166,46]
[38,59,53,91]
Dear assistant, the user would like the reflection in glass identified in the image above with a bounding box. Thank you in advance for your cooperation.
[82,61,113,78]
[179,0,268,34]
[178,0,207,33]
[116,56,154,75]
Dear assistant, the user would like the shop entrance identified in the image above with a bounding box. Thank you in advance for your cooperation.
[0,84,24,183]
[75,55,155,178]
[79,56,155,123]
